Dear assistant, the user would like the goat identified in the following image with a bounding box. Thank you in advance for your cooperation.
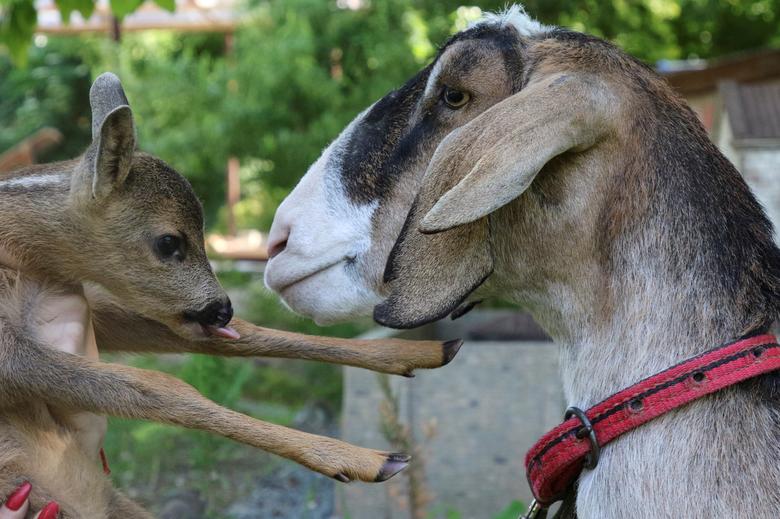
[265,6,780,518]
[0,73,461,518]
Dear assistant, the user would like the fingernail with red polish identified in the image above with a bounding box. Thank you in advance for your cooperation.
[38,501,60,519]
[5,481,32,511]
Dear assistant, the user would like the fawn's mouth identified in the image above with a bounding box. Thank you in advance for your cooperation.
[182,318,241,340]
[181,303,240,340]
[201,323,240,339]
[180,319,241,340]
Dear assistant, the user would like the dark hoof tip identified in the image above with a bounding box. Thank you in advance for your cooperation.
[334,473,351,483]
[402,371,416,378]
[442,339,463,366]
[375,453,411,482]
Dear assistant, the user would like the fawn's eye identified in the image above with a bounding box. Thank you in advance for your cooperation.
[442,87,470,109]
[155,235,185,261]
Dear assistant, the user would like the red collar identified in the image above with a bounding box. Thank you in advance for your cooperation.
[524,333,780,508]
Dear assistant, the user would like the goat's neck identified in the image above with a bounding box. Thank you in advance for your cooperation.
[0,168,83,281]
[510,239,768,408]
[554,279,732,407]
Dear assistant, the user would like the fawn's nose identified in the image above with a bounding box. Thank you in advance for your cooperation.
[187,298,233,328]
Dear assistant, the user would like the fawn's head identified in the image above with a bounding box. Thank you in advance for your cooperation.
[68,73,234,339]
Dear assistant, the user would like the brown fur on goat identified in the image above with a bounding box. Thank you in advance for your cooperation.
[377,13,780,519]
[267,6,780,518]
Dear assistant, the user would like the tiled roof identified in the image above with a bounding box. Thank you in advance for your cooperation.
[721,79,780,140]
[664,48,780,96]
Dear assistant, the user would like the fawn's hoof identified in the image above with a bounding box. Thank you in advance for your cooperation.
[375,453,411,482]
[442,339,463,366]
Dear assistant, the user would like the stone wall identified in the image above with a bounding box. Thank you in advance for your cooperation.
[338,327,564,519]
[741,148,780,243]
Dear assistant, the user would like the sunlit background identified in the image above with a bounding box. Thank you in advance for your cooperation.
[1,1,779,518]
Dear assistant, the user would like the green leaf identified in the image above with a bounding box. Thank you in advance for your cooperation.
[110,0,144,19]
[55,0,95,22]
[153,0,175,13]
[0,0,37,65]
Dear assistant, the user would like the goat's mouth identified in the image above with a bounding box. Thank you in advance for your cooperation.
[267,256,352,294]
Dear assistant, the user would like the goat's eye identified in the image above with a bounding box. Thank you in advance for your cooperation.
[155,235,184,260]
[442,87,470,109]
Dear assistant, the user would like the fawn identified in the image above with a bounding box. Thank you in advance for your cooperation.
[0,73,460,517]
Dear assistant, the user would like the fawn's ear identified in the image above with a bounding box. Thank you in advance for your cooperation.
[72,73,136,203]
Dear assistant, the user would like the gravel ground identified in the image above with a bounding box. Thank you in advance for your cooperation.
[138,403,341,519]
[225,463,337,519]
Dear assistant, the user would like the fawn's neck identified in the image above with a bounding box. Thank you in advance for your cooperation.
[0,167,81,279]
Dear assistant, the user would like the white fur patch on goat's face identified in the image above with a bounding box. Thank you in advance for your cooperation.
[265,5,541,324]
[264,114,384,324]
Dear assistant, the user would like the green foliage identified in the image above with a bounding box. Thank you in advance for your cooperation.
[0,0,37,64]
[3,1,779,228]
[55,0,94,23]
[523,0,780,61]
[0,36,94,160]
[492,500,527,519]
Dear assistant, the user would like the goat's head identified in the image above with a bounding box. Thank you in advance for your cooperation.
[265,6,559,324]
[268,5,778,334]
[70,73,234,339]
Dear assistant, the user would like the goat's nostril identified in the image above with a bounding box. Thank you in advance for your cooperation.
[267,222,291,260]
[268,239,288,260]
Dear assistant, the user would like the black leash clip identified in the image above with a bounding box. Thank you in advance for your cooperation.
[519,499,547,519]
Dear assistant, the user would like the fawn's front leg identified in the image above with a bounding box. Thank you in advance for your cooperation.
[0,322,409,483]
[90,296,462,376]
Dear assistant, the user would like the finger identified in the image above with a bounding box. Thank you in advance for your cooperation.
[0,481,32,519]
[33,502,59,519]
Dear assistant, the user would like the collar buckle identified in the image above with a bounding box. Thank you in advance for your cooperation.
[564,406,600,470]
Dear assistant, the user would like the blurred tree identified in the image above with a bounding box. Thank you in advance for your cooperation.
[0,36,94,161]
[0,0,173,63]
[1,0,779,226]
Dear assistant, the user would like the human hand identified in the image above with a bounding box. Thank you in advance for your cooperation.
[34,290,108,460]
[0,482,60,519]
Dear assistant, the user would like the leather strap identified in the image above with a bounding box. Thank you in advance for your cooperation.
[525,334,780,506]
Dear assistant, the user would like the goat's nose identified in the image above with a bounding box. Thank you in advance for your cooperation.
[267,223,290,260]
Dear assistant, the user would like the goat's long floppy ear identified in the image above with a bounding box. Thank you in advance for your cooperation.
[374,194,493,329]
[374,74,613,328]
[420,73,613,233]
[73,72,136,203]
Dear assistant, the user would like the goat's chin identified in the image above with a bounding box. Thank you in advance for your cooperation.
[275,268,381,325]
